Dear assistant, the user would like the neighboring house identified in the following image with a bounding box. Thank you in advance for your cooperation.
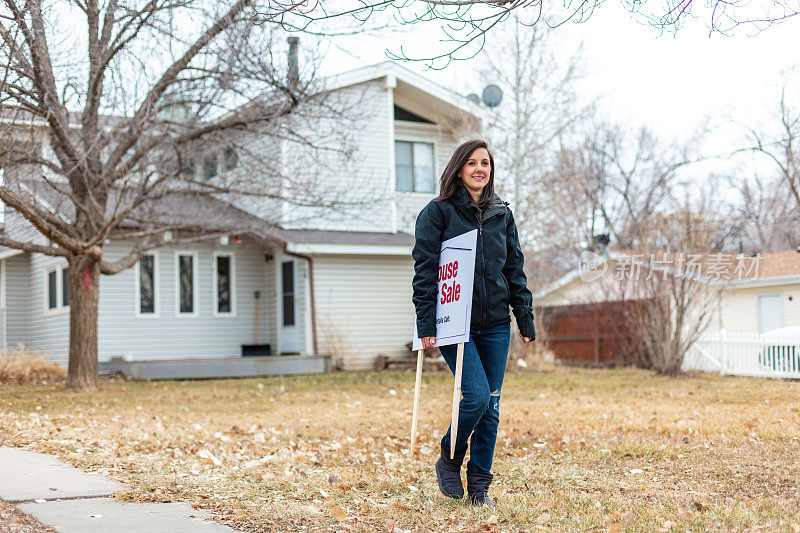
[534,248,800,365]
[0,61,486,371]
[536,249,800,334]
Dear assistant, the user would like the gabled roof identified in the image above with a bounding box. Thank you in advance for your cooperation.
[320,61,489,126]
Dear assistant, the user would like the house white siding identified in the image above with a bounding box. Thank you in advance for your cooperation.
[1,208,42,252]
[26,253,70,358]
[313,254,414,370]
[18,239,279,365]
[3,253,30,347]
[225,128,284,223]
[719,284,800,333]
[279,80,394,232]
[393,120,459,234]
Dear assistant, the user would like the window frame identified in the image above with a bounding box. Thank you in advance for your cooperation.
[174,251,199,317]
[222,147,238,172]
[43,263,69,315]
[134,251,160,318]
[203,152,219,180]
[212,252,236,317]
[394,140,436,194]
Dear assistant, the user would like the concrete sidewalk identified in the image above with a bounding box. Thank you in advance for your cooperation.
[0,447,238,532]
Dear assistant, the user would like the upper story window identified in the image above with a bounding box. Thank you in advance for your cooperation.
[223,148,238,171]
[394,105,434,124]
[203,153,218,180]
[395,141,434,193]
[181,160,196,180]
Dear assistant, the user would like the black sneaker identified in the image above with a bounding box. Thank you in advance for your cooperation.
[466,471,494,506]
[435,451,465,499]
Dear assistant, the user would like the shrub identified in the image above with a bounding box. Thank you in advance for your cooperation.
[0,345,66,385]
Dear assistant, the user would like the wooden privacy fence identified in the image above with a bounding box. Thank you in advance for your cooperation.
[536,300,645,365]
[684,330,800,379]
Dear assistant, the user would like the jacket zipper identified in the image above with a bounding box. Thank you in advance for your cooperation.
[476,207,486,328]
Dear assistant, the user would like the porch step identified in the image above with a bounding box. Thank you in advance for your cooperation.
[99,355,331,380]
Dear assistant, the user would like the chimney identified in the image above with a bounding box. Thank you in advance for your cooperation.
[287,37,299,90]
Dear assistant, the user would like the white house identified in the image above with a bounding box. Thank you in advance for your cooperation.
[534,248,800,373]
[0,61,486,373]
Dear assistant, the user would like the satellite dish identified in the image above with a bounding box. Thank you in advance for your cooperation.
[466,93,480,105]
[481,85,502,108]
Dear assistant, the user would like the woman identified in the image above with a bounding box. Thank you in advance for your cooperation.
[412,139,534,506]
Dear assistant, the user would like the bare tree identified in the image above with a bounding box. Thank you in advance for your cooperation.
[525,122,702,288]
[581,123,706,250]
[481,15,591,247]
[726,86,800,253]
[0,1,406,391]
[745,88,800,211]
[729,173,799,252]
[623,203,731,373]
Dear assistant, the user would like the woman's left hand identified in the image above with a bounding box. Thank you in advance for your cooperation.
[521,335,532,343]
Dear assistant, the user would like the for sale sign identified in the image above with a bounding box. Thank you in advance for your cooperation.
[413,229,478,350]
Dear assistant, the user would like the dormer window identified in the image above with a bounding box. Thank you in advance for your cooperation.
[395,141,434,193]
[203,153,218,180]
[223,148,238,171]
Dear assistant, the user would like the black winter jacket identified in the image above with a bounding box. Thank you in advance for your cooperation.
[412,184,535,340]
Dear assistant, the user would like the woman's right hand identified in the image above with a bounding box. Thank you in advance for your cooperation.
[421,336,436,349]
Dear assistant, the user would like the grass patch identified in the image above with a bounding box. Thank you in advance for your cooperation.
[1,367,799,531]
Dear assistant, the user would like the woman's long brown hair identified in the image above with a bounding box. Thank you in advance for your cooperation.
[436,139,495,208]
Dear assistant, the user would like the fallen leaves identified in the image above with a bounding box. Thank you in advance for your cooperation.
[4,368,800,533]
[329,505,347,521]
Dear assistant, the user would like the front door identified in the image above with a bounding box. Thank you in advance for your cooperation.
[279,259,301,353]
[758,294,783,333]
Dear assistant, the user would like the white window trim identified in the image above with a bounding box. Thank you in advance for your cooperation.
[393,138,437,194]
[43,263,69,315]
[212,252,236,317]
[174,251,199,317]
[134,251,160,318]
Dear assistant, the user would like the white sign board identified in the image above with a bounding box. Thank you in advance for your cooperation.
[413,229,478,350]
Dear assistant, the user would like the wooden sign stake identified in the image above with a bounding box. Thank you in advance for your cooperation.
[449,342,464,460]
[410,349,424,454]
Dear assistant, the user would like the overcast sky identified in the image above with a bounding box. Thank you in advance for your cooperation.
[316,4,800,151]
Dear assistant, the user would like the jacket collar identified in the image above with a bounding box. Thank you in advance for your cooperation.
[453,184,508,219]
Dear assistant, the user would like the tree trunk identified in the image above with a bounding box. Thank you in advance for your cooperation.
[66,255,100,391]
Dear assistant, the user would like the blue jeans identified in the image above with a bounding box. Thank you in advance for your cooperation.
[438,322,510,475]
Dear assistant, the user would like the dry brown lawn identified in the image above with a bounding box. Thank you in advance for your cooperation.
[1,367,799,532]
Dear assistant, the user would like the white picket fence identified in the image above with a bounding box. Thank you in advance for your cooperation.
[683,329,800,379]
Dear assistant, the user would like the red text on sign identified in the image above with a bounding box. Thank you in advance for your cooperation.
[440,281,461,304]
[437,260,458,282]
